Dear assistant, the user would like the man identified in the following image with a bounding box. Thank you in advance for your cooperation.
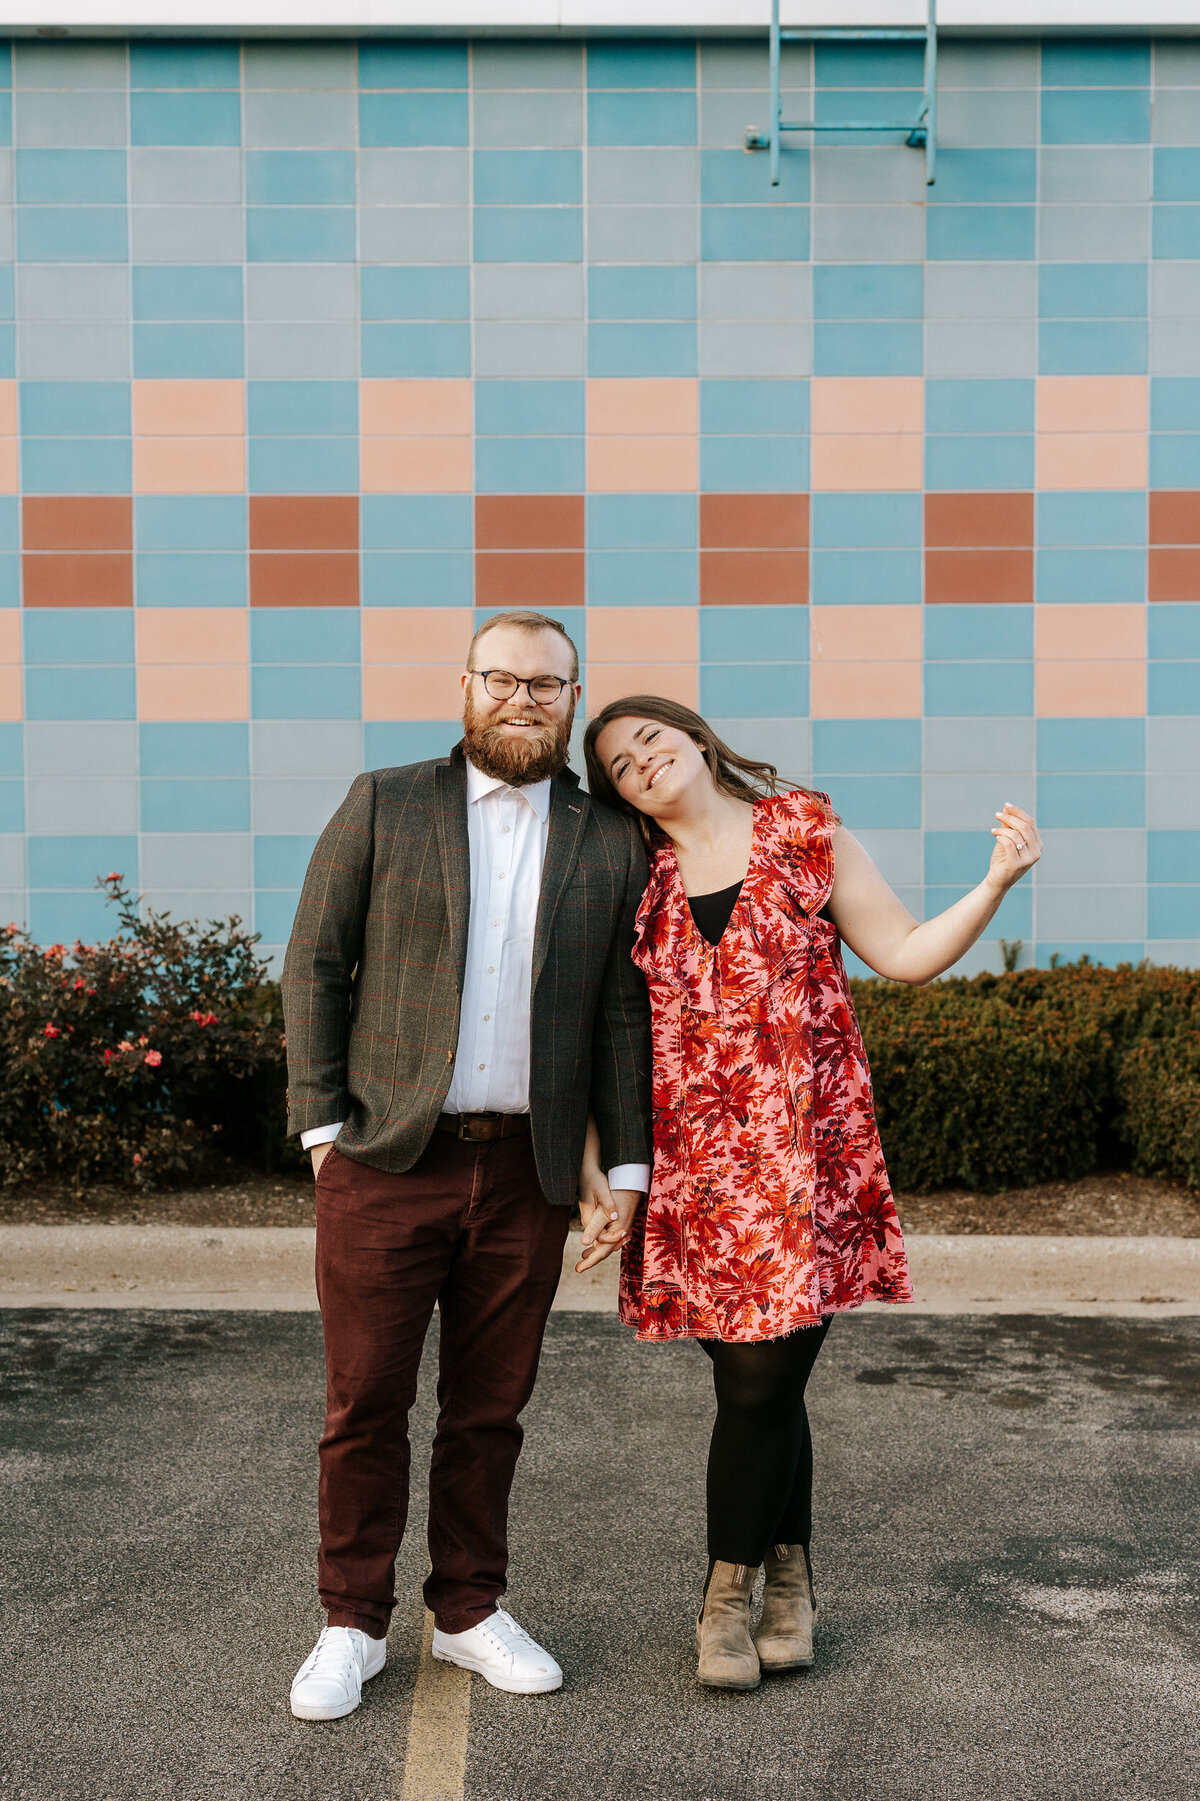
[282,609,652,1719]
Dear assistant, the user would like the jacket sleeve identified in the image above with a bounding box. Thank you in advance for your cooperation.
[590,818,653,1172]
[281,770,376,1137]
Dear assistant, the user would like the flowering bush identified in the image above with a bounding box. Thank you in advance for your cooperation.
[0,875,293,1191]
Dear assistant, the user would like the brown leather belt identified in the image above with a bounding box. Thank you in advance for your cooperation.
[436,1111,531,1143]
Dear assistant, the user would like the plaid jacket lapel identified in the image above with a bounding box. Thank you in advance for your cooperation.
[434,748,471,988]
[532,769,590,991]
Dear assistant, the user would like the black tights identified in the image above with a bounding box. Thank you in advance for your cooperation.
[699,1318,832,1568]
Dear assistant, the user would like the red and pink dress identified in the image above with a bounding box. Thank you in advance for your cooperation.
[619,789,913,1344]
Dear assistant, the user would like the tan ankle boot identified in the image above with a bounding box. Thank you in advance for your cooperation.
[753,1543,817,1671]
[696,1561,761,1690]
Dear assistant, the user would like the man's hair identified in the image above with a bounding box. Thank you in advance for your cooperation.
[466,609,579,683]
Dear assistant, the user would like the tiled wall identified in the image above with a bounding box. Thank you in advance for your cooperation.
[1,33,1198,972]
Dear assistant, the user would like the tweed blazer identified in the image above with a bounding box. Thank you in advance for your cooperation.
[281,745,653,1209]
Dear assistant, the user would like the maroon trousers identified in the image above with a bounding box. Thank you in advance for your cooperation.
[314,1132,570,1637]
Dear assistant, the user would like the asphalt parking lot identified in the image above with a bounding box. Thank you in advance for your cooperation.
[3,1307,1199,1801]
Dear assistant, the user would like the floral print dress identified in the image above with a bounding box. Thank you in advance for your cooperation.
[619,790,913,1344]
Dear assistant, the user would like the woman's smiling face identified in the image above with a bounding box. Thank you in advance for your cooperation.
[594,715,711,818]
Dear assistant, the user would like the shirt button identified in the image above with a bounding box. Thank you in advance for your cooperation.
[478,1062,486,1071]
[503,825,511,834]
[488,966,495,974]
[491,919,499,927]
[498,871,506,879]
[483,1014,490,1021]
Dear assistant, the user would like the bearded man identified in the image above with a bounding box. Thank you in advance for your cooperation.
[282,609,651,1719]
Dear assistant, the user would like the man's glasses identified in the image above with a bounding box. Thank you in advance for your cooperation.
[471,669,573,704]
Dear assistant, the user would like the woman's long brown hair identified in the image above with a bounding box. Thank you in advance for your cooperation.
[583,694,830,851]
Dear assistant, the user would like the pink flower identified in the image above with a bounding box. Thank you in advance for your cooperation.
[103,1048,117,1064]
[144,1049,163,1067]
[42,1023,60,1038]
[104,872,124,884]
[190,1009,218,1027]
[132,1154,142,1167]
[118,1040,134,1053]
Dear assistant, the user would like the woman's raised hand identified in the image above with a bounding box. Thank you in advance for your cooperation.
[987,802,1042,891]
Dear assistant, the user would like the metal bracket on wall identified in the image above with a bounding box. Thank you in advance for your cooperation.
[746,0,938,186]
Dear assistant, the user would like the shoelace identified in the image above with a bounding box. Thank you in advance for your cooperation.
[305,1627,361,1679]
[480,1609,538,1659]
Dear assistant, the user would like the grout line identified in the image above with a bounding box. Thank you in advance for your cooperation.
[397,1609,471,1801]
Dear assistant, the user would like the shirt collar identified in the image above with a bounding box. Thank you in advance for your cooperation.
[465,756,552,823]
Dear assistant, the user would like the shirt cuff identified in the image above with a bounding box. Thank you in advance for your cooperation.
[300,1122,344,1150]
[607,1163,650,1194]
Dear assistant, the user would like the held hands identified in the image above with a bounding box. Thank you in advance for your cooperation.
[986,802,1042,894]
[576,1160,639,1275]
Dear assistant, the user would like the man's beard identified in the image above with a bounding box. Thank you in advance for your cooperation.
[462,688,575,786]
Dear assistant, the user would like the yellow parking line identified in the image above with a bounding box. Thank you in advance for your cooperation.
[400,1611,472,1801]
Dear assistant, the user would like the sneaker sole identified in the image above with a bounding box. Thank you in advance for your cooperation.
[431,1647,562,1694]
[290,1654,386,1720]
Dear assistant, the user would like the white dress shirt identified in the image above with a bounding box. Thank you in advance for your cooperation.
[302,757,648,1194]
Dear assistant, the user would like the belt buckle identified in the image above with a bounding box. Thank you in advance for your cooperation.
[460,1112,499,1142]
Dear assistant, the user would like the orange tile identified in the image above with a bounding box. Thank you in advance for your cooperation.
[1035,433,1147,491]
[810,605,923,664]
[362,662,466,721]
[699,550,808,606]
[249,552,359,607]
[1035,604,1145,661]
[1149,492,1200,546]
[134,437,245,494]
[474,550,585,609]
[810,434,923,492]
[475,495,584,550]
[360,437,473,493]
[1149,547,1200,602]
[586,379,698,436]
[925,492,1033,548]
[132,379,245,437]
[137,665,249,721]
[586,436,697,492]
[586,607,697,664]
[0,441,16,494]
[585,662,698,712]
[135,609,247,665]
[1034,661,1144,717]
[249,496,358,551]
[925,548,1034,605]
[22,552,132,607]
[0,611,20,662]
[699,494,809,549]
[362,607,472,665]
[810,377,923,436]
[22,496,132,552]
[0,381,16,436]
[0,665,21,721]
[810,662,923,719]
[1037,376,1147,434]
[360,380,472,436]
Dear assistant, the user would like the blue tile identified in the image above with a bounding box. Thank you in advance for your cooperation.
[1147,886,1200,938]
[699,662,808,717]
[132,265,243,321]
[588,265,696,320]
[252,665,361,720]
[821,774,921,830]
[930,149,1037,204]
[358,42,469,89]
[473,207,582,262]
[813,41,925,88]
[253,890,302,942]
[700,436,808,492]
[924,605,1033,661]
[245,208,356,262]
[1036,942,1145,968]
[132,323,244,378]
[925,207,1036,261]
[16,207,127,262]
[1151,378,1200,431]
[361,550,474,607]
[25,668,136,721]
[1038,263,1147,319]
[254,835,318,888]
[1037,491,1145,546]
[141,778,250,832]
[361,494,472,550]
[1035,547,1146,603]
[1148,661,1200,715]
[0,269,11,323]
[135,552,247,608]
[0,723,23,777]
[1148,603,1200,658]
[0,324,12,380]
[924,831,986,884]
[812,88,921,142]
[29,890,132,941]
[587,41,696,88]
[1038,771,1144,826]
[1039,320,1147,376]
[21,439,132,494]
[130,91,241,147]
[699,148,809,205]
[23,609,133,665]
[1042,88,1150,145]
[809,548,921,606]
[1150,435,1200,487]
[0,781,22,832]
[358,92,469,148]
[27,835,139,890]
[588,91,696,147]
[247,438,358,494]
[586,493,696,549]
[924,379,1035,434]
[249,608,360,663]
[1154,148,1200,203]
[1148,831,1200,882]
[924,662,1033,716]
[700,381,809,436]
[1151,207,1200,260]
[474,150,582,205]
[701,207,809,261]
[0,555,17,607]
[247,381,358,436]
[812,719,920,773]
[588,321,697,377]
[810,492,922,548]
[813,263,921,320]
[1037,718,1144,770]
[135,496,246,552]
[586,550,697,605]
[360,265,470,320]
[474,381,584,436]
[474,436,584,493]
[700,606,807,664]
[15,148,126,204]
[814,321,922,377]
[925,435,1035,490]
[139,722,249,777]
[19,381,129,436]
[360,322,471,378]
[1042,40,1151,86]
[246,150,356,206]
[129,42,241,88]
[0,92,8,147]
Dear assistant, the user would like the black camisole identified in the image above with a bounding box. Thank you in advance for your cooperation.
[688,880,835,948]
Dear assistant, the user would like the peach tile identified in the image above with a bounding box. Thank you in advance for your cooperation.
[135,609,248,665]
[810,377,923,436]
[586,436,697,492]
[0,611,21,662]
[1035,604,1145,661]
[0,381,16,436]
[362,607,472,666]
[0,665,21,721]
[810,662,922,719]
[0,440,16,494]
[136,665,249,722]
[360,380,472,436]
[1035,433,1147,491]
[1037,376,1147,434]
[587,607,697,665]
[700,550,808,606]
[584,662,698,713]
[360,437,473,494]
[134,437,245,494]
[362,662,466,721]
[810,604,923,663]
[586,379,698,436]
[810,434,923,492]
[132,380,245,437]
[1034,660,1145,717]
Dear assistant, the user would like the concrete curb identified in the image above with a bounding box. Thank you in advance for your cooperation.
[1,1225,1199,1315]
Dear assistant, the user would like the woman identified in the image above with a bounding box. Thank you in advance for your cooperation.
[578,696,1041,1692]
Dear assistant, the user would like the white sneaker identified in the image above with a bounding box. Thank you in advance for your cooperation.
[432,1607,563,1695]
[290,1625,387,1720]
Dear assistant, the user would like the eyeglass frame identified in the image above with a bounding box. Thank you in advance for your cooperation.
[469,668,575,704]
